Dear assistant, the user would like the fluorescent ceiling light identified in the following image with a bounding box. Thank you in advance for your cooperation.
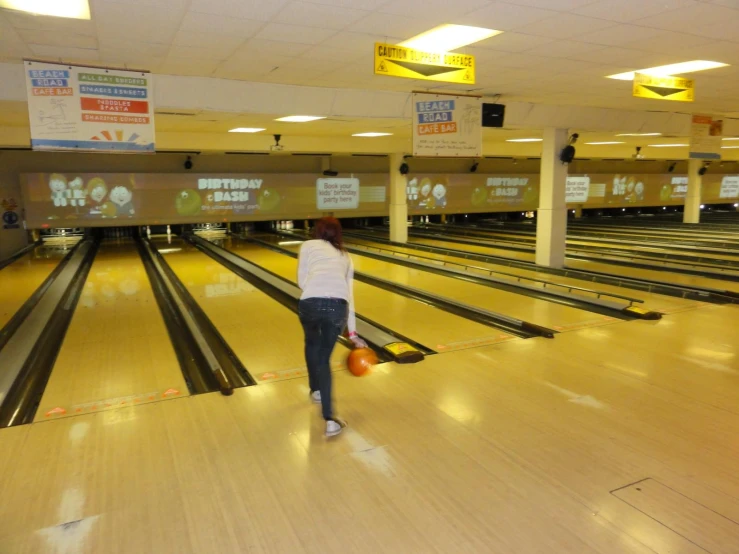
[228,128,265,133]
[607,60,728,80]
[0,0,90,18]
[352,132,393,137]
[722,137,739,141]
[648,143,688,147]
[585,141,624,145]
[399,24,502,53]
[506,138,542,143]
[275,116,325,123]
[616,133,662,137]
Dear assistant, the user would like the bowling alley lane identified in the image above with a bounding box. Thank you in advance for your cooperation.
[240,236,616,333]
[0,245,69,329]
[34,239,187,422]
[219,238,519,351]
[152,237,351,382]
[343,237,701,315]
[376,232,739,295]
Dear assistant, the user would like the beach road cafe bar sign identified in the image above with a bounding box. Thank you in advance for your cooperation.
[374,43,475,84]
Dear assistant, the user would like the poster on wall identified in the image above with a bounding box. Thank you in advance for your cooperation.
[565,176,590,203]
[20,173,388,228]
[689,114,722,160]
[316,178,360,210]
[24,60,155,153]
[412,93,482,158]
[406,174,539,214]
[719,176,739,199]
[1,198,21,229]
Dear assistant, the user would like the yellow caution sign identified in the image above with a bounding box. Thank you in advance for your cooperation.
[374,43,475,84]
[633,73,694,102]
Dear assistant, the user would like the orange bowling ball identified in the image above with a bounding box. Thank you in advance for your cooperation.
[347,347,377,377]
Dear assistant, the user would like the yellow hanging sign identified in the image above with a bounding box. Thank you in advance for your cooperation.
[633,73,694,102]
[374,43,475,84]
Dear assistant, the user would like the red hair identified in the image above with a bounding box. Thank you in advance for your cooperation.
[314,217,344,251]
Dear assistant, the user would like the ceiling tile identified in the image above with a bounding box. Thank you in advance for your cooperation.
[229,39,313,59]
[471,32,554,52]
[378,0,490,19]
[167,45,234,61]
[28,44,100,62]
[452,2,558,30]
[319,31,387,53]
[179,12,265,36]
[95,2,185,43]
[504,0,600,9]
[173,30,250,55]
[159,58,220,76]
[572,0,699,22]
[98,39,171,59]
[628,31,714,55]
[188,0,291,21]
[523,39,607,58]
[273,1,370,30]
[17,29,98,49]
[633,2,739,32]
[518,13,617,39]
[216,55,296,76]
[306,0,391,8]
[254,23,337,45]
[350,12,441,39]
[300,45,366,63]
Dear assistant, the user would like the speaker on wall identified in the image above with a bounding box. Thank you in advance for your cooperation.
[481,103,505,128]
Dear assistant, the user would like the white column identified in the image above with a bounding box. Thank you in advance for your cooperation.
[684,158,702,224]
[389,153,408,243]
[536,128,569,268]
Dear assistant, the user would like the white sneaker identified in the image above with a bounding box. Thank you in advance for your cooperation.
[310,391,321,404]
[325,418,346,437]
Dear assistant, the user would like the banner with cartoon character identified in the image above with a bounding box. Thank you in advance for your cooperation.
[20,173,388,228]
[24,60,155,153]
[407,174,540,214]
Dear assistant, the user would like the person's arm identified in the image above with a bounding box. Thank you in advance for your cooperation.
[297,242,309,290]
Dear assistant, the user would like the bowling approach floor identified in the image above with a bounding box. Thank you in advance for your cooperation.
[1,234,739,553]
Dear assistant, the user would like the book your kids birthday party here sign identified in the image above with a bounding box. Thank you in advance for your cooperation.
[24,60,155,153]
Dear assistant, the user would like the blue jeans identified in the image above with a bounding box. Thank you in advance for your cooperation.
[298,298,347,420]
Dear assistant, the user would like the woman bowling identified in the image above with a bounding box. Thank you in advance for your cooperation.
[297,217,366,437]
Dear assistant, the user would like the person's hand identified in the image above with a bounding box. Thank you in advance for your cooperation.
[349,334,368,348]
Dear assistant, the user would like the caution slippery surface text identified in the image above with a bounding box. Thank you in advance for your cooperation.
[374,43,475,84]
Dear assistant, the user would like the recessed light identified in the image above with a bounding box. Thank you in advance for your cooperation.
[585,142,624,145]
[616,133,662,137]
[275,116,326,123]
[0,0,90,19]
[228,128,265,133]
[648,144,688,147]
[352,132,393,137]
[400,24,502,53]
[607,60,728,81]
[506,138,542,143]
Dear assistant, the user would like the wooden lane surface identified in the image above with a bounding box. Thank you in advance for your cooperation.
[0,246,68,329]
[345,236,701,315]
[34,239,187,422]
[1,306,738,552]
[155,237,350,383]
[405,234,739,294]
[224,238,519,352]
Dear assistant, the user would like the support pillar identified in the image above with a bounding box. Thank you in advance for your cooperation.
[536,128,569,268]
[574,205,583,218]
[389,153,408,243]
[684,158,702,224]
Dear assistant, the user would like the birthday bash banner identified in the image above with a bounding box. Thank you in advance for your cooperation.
[24,60,155,153]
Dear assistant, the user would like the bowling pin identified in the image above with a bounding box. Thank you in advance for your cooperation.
[167,225,171,236]
[287,220,293,230]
